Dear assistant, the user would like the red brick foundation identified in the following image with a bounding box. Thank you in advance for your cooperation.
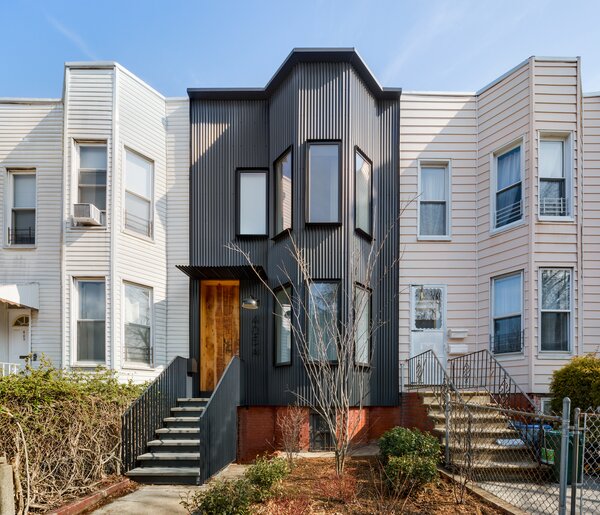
[237,405,404,462]
[399,392,434,433]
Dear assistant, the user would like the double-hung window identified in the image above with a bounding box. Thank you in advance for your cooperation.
[307,142,340,224]
[8,171,36,245]
[275,286,292,365]
[355,149,372,237]
[76,279,105,363]
[274,150,292,235]
[124,283,153,365]
[494,145,522,229]
[238,169,268,236]
[540,269,571,352]
[491,272,523,354]
[78,144,107,221]
[354,284,371,365]
[539,138,569,217]
[125,150,153,237]
[307,282,339,361]
[419,163,449,237]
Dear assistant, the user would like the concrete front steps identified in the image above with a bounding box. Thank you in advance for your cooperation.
[422,391,552,481]
[126,397,209,485]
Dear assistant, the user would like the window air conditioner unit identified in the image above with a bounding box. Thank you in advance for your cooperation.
[73,203,102,226]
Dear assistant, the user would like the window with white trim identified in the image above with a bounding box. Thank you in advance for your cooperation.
[491,272,523,354]
[419,163,449,237]
[354,284,370,365]
[76,279,105,363]
[77,144,107,223]
[539,137,570,217]
[540,269,571,352]
[124,283,153,365]
[275,286,292,365]
[8,170,36,245]
[494,145,522,229]
[125,150,153,237]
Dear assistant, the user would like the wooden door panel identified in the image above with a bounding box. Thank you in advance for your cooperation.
[200,280,240,391]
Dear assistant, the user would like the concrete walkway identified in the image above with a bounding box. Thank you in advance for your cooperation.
[91,464,247,515]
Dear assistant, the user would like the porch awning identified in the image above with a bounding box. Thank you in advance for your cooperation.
[0,283,39,310]
[176,265,267,281]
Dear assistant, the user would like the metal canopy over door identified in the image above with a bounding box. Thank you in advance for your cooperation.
[9,311,30,367]
[410,285,447,364]
[200,280,240,392]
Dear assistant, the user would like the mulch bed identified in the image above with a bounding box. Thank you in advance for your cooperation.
[256,457,504,514]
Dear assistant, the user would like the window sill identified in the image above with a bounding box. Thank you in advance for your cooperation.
[72,361,107,368]
[355,228,373,242]
[417,235,451,242]
[537,216,575,223]
[536,351,572,360]
[70,225,108,231]
[272,228,292,241]
[122,363,156,371]
[3,244,37,250]
[489,219,526,237]
[492,351,524,360]
[236,233,269,239]
[305,222,342,228]
[122,228,155,243]
[274,361,292,368]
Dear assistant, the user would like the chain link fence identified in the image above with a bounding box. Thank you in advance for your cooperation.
[573,409,600,514]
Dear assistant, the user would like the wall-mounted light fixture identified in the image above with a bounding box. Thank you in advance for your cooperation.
[242,295,260,310]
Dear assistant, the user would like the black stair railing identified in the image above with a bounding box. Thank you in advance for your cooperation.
[448,349,538,413]
[199,356,240,483]
[121,356,188,472]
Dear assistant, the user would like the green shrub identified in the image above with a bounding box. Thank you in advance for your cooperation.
[384,455,438,494]
[378,427,440,463]
[244,455,289,501]
[550,355,600,415]
[180,479,254,515]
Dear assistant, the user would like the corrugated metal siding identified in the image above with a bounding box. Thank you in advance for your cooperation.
[190,60,400,406]
[0,101,63,364]
[166,98,190,361]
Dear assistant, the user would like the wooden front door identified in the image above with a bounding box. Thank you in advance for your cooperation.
[200,280,240,391]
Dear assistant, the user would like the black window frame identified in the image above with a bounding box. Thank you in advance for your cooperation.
[273,146,293,240]
[353,282,372,367]
[236,167,269,238]
[305,140,342,226]
[354,146,373,240]
[305,279,341,363]
[273,282,293,366]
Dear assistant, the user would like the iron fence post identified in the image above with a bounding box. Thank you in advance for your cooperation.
[400,362,404,395]
[444,389,450,467]
[559,397,571,515]
[570,407,580,515]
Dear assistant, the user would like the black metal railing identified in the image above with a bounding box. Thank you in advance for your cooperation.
[121,356,188,472]
[199,356,240,483]
[448,349,537,412]
[8,227,35,245]
[124,211,153,237]
[490,330,524,354]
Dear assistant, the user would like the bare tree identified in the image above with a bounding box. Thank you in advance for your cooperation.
[276,405,305,468]
[228,203,408,476]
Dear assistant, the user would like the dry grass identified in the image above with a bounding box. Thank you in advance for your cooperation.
[255,457,504,514]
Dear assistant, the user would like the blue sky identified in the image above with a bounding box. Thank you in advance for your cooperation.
[2,0,600,98]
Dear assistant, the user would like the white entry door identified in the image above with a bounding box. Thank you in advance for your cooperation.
[410,285,446,365]
[9,311,30,367]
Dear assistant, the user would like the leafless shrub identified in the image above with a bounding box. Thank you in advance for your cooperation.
[277,406,305,468]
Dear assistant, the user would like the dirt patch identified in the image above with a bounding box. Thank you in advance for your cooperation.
[256,457,504,514]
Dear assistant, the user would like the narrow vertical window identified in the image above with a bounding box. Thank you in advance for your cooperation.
[78,144,107,217]
[354,285,370,365]
[275,150,292,235]
[238,170,267,235]
[76,280,105,363]
[355,150,372,237]
[540,269,571,352]
[8,171,36,245]
[307,282,339,361]
[275,286,292,365]
[125,150,154,237]
[491,272,523,354]
[494,146,522,229]
[419,164,449,237]
[307,143,340,223]
[124,283,153,365]
[540,139,568,217]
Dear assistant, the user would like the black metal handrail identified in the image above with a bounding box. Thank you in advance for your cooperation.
[121,356,188,472]
[8,227,35,245]
[490,330,524,354]
[448,349,538,413]
[199,356,240,483]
